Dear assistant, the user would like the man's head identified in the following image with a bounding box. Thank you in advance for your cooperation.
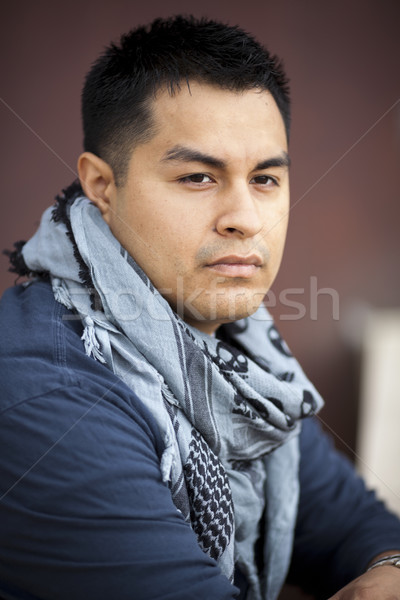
[78,17,291,334]
[81,15,290,186]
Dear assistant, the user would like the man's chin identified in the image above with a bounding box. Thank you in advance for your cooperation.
[180,296,266,335]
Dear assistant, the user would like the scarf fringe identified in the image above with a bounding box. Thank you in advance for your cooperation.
[81,316,106,363]
[53,278,74,310]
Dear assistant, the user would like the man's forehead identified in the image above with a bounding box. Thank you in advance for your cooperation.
[151,81,277,120]
[145,83,288,159]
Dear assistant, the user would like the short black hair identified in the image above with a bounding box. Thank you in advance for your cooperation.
[82,15,290,185]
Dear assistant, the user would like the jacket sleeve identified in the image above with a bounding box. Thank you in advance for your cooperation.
[0,381,239,600]
[287,416,400,598]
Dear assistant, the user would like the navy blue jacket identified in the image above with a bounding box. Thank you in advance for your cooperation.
[1,280,400,599]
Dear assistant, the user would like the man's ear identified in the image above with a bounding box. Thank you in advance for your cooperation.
[77,152,116,224]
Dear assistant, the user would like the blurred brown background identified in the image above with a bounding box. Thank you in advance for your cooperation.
[1,1,399,597]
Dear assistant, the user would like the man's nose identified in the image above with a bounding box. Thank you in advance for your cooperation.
[214,183,264,239]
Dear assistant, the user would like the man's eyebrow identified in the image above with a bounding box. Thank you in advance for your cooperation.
[161,145,226,169]
[255,153,291,170]
[161,145,291,170]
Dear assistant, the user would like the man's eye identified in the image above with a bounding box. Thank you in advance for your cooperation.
[179,173,213,184]
[251,175,278,186]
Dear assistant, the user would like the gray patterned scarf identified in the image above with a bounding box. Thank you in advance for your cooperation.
[21,192,323,600]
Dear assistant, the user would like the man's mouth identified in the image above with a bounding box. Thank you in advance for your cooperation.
[205,254,263,278]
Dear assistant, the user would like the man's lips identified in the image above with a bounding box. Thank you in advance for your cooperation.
[205,254,263,278]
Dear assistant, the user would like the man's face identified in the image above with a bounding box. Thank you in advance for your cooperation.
[107,82,290,334]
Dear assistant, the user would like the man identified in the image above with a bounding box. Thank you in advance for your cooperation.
[0,15,399,600]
